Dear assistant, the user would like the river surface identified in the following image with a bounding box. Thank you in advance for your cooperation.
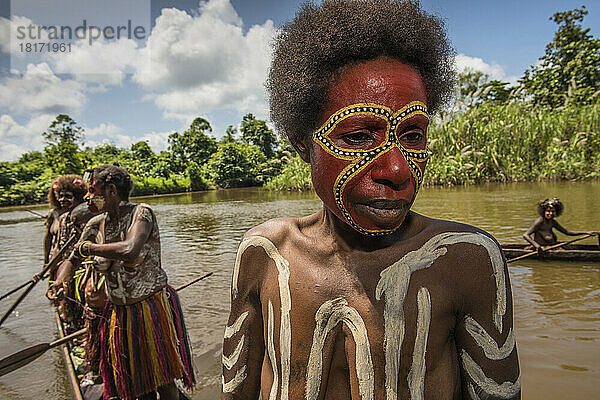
[0,181,598,399]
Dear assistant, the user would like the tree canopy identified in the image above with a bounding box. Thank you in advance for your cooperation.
[522,6,600,108]
[43,114,85,175]
[240,113,278,159]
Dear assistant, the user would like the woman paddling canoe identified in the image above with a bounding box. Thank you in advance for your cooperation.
[48,164,195,400]
[44,175,87,265]
[523,198,598,253]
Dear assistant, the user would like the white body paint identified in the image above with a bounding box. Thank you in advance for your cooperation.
[222,365,248,393]
[468,383,481,400]
[222,335,245,370]
[306,298,374,400]
[375,231,506,400]
[222,311,249,391]
[268,301,279,400]
[408,287,431,400]
[232,236,292,399]
[461,350,521,399]
[224,311,249,339]
[465,316,515,360]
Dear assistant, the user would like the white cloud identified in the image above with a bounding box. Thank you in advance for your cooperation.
[455,54,519,86]
[48,38,141,85]
[0,63,87,114]
[0,113,53,161]
[133,0,276,121]
[84,122,125,139]
[138,131,171,152]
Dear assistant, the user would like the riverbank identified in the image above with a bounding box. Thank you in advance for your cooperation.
[1,99,598,206]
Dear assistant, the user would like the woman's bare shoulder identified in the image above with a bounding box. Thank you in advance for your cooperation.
[243,212,321,247]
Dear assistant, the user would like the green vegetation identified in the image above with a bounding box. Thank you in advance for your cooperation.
[1,7,598,206]
[425,99,600,185]
[522,6,600,108]
[426,6,599,185]
[0,111,286,206]
[264,152,312,191]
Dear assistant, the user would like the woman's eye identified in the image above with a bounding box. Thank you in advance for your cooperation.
[341,131,375,146]
[400,130,424,145]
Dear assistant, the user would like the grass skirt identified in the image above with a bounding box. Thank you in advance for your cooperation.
[99,285,195,399]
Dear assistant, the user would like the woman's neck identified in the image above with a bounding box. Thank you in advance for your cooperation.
[318,206,417,252]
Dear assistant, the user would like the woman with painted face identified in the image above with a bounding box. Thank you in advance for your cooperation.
[43,175,87,264]
[523,198,598,252]
[48,165,195,400]
[222,1,520,399]
[51,201,92,327]
[49,177,88,262]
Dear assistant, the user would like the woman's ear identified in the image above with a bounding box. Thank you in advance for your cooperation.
[292,139,311,163]
[106,183,118,198]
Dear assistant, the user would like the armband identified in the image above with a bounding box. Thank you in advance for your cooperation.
[78,241,93,258]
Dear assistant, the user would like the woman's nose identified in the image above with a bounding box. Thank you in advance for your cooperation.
[370,145,412,190]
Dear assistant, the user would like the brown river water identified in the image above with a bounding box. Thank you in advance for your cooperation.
[0,181,598,399]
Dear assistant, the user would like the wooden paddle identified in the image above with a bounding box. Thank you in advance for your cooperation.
[0,235,78,326]
[0,235,78,302]
[0,327,86,377]
[0,280,33,302]
[507,232,596,263]
[24,209,47,219]
[0,271,214,377]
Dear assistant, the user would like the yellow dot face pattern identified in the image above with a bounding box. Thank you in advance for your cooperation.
[312,101,430,235]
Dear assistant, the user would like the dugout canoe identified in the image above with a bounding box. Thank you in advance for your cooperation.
[54,309,86,400]
[501,243,600,262]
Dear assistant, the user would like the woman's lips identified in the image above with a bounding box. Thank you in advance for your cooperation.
[351,199,410,226]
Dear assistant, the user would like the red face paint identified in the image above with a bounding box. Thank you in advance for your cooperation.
[310,58,429,235]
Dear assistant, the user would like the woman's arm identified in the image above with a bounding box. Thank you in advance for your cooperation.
[522,218,543,249]
[553,220,598,236]
[46,260,75,300]
[83,206,153,263]
[43,212,55,264]
[48,215,102,297]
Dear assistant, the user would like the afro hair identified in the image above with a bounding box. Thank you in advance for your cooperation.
[267,0,455,148]
[47,174,87,209]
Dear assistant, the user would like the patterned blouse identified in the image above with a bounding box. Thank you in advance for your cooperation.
[70,203,167,305]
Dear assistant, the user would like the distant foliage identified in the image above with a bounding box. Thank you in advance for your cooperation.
[522,7,600,108]
[206,142,267,188]
[240,113,279,158]
[131,175,191,197]
[0,151,53,205]
[168,117,218,174]
[43,114,85,175]
[265,152,312,191]
[425,99,600,184]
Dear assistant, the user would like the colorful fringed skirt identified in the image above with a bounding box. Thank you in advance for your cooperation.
[99,285,195,400]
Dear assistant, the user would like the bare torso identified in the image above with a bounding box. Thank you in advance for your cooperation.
[531,217,557,246]
[223,211,520,399]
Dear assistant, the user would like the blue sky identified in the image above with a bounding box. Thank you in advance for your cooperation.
[0,0,598,161]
